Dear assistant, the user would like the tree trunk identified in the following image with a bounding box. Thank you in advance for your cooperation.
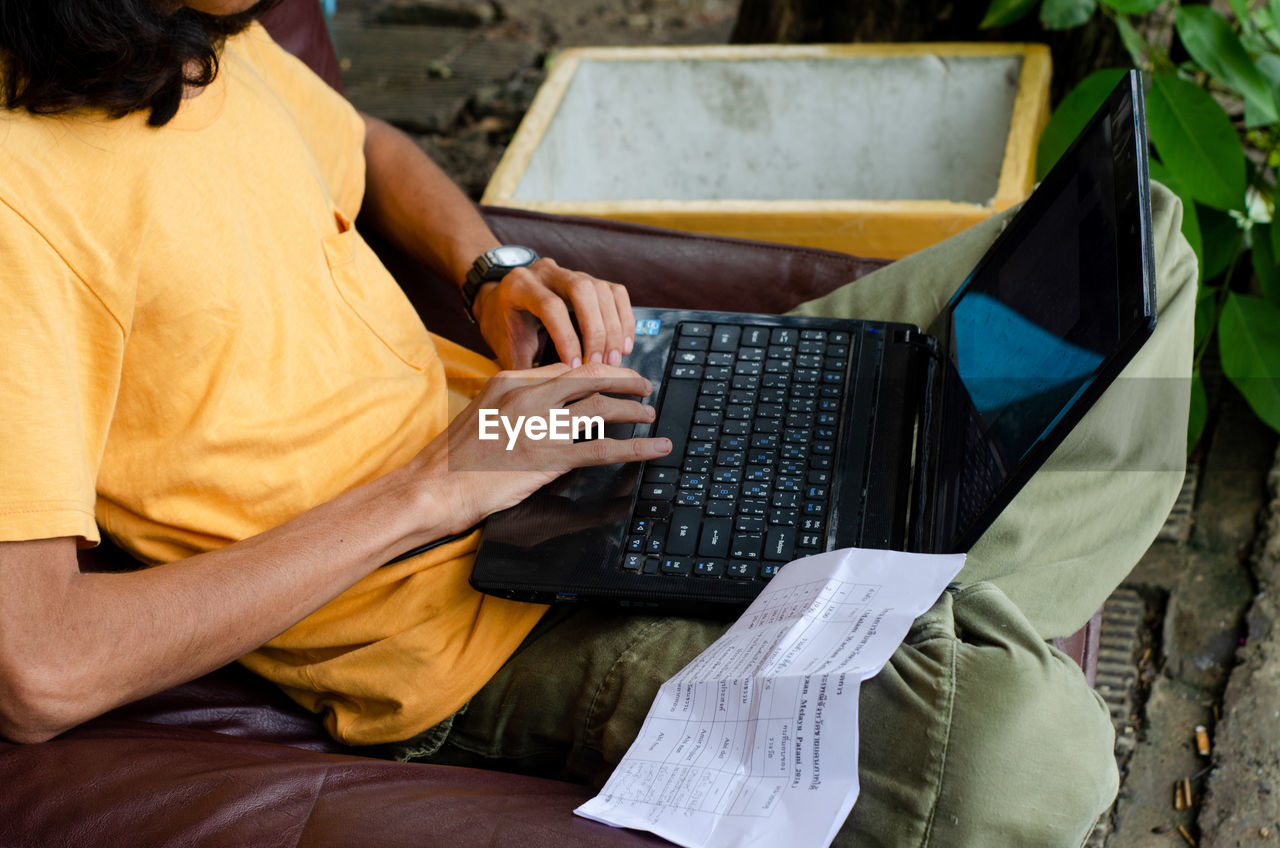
[730,0,1130,102]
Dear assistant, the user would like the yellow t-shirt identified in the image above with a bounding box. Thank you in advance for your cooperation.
[0,24,545,745]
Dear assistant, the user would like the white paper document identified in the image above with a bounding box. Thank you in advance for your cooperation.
[575,547,965,848]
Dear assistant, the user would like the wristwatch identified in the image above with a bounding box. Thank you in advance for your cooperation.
[461,244,540,321]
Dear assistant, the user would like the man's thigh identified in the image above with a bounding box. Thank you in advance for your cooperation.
[788,182,1197,637]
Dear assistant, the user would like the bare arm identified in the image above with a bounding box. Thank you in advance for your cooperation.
[359,115,635,370]
[0,363,668,744]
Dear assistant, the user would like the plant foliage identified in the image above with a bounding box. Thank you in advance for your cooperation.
[985,0,1280,451]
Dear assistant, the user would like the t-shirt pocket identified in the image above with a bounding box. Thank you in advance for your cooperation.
[321,212,435,371]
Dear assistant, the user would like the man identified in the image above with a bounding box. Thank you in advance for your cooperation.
[0,0,1196,844]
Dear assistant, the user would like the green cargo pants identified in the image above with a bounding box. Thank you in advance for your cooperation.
[390,183,1196,847]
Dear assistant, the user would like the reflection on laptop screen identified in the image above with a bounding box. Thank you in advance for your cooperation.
[940,107,1123,540]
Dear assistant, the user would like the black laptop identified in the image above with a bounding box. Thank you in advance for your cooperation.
[470,71,1157,614]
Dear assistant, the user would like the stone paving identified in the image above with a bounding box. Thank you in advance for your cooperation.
[330,3,1280,844]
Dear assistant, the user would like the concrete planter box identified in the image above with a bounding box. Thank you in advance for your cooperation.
[483,44,1051,260]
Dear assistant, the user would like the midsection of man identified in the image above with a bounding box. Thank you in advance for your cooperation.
[0,21,547,746]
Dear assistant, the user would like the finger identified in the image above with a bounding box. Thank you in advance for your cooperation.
[504,313,544,370]
[611,284,636,357]
[522,285,582,369]
[542,362,653,406]
[570,436,673,468]
[593,279,625,366]
[567,394,657,425]
[558,272,606,364]
[483,362,572,399]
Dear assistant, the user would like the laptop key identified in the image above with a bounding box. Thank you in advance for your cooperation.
[694,559,726,577]
[683,457,712,474]
[646,535,664,554]
[666,508,700,555]
[680,323,712,336]
[675,491,702,507]
[769,508,798,526]
[770,328,797,346]
[722,420,750,436]
[642,467,678,484]
[741,327,768,347]
[726,561,759,579]
[624,553,643,571]
[641,483,675,501]
[731,533,763,560]
[642,557,661,575]
[674,350,705,366]
[651,379,696,466]
[675,337,708,352]
[636,501,672,519]
[735,515,765,533]
[707,351,734,367]
[740,499,768,516]
[661,557,692,576]
[764,528,796,561]
[698,518,732,557]
[711,469,740,485]
[711,325,741,351]
[626,536,645,553]
[706,499,734,517]
[800,532,822,548]
[690,426,718,443]
[760,564,783,579]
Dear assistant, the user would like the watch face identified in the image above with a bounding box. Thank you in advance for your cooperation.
[490,245,538,267]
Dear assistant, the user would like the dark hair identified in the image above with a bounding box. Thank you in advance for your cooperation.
[0,0,279,127]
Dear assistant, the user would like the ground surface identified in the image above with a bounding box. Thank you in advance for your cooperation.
[331,2,1280,843]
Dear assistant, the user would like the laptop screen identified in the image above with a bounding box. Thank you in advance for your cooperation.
[932,74,1152,552]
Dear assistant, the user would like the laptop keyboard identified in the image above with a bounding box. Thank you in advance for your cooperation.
[623,322,850,582]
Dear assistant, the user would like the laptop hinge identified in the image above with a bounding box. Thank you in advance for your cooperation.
[859,329,936,551]
[905,336,943,553]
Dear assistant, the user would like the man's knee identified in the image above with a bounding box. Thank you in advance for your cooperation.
[843,585,1116,847]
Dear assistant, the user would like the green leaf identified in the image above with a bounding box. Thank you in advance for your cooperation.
[1188,370,1208,454]
[1176,5,1279,127]
[1195,285,1217,350]
[1229,0,1252,29]
[1271,201,1280,263]
[1272,0,1280,28]
[1035,69,1128,180]
[1253,222,1280,303]
[1146,74,1247,212]
[1199,206,1244,279]
[1148,159,1204,284]
[1099,0,1162,12]
[1219,292,1280,433]
[1256,52,1280,112]
[982,0,1041,27]
[1041,0,1096,29]
[1115,14,1148,67]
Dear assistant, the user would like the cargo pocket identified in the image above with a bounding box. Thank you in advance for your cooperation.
[322,211,434,371]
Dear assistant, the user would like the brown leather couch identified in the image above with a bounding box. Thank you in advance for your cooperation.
[0,3,1099,845]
